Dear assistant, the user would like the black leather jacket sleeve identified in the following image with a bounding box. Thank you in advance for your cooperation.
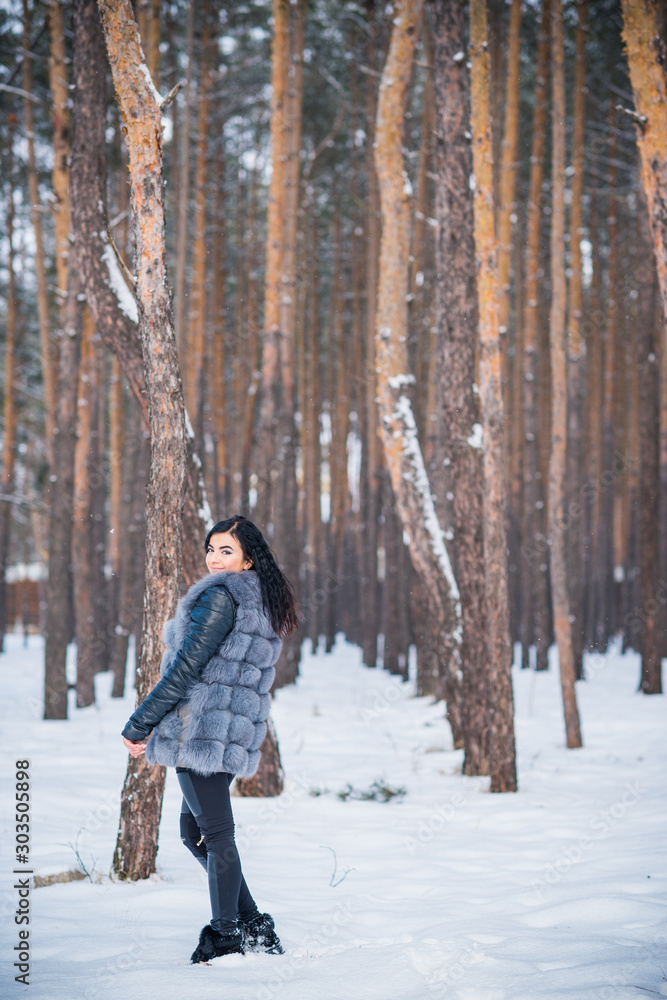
[121,584,236,743]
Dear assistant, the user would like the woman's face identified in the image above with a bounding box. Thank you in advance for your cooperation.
[205,531,253,574]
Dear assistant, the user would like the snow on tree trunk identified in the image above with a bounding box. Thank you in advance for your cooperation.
[374,0,464,746]
[70,0,210,588]
[469,0,518,790]
[98,0,188,879]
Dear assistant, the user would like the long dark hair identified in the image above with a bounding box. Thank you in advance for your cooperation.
[204,515,299,639]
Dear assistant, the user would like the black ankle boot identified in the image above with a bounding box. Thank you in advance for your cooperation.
[241,912,284,955]
[190,923,245,964]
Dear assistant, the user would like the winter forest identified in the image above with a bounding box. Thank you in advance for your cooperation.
[1,0,666,996]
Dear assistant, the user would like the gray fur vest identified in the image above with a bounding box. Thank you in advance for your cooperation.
[144,569,282,777]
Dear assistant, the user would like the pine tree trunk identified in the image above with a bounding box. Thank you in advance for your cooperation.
[620,0,667,692]
[255,0,289,537]
[303,212,323,651]
[582,154,602,651]
[187,0,213,438]
[44,253,82,720]
[469,0,518,790]
[431,0,490,776]
[73,309,98,708]
[274,0,307,688]
[173,0,196,376]
[47,0,70,335]
[520,0,550,672]
[375,0,465,746]
[211,156,228,513]
[22,0,56,454]
[67,0,210,588]
[598,109,618,652]
[235,718,284,798]
[659,300,667,664]
[635,173,661,690]
[362,4,383,672]
[98,0,189,880]
[548,0,582,749]
[566,0,587,679]
[495,0,522,413]
[0,119,18,651]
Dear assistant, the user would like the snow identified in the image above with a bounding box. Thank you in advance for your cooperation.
[388,373,416,389]
[1,632,665,999]
[101,242,138,324]
[139,62,164,108]
[467,423,483,450]
[392,394,462,637]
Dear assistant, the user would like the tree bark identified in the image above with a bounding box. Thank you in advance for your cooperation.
[73,309,104,708]
[566,0,587,679]
[361,2,383,673]
[635,173,661,692]
[495,0,522,406]
[520,0,550,673]
[235,718,284,798]
[0,118,18,650]
[620,0,667,692]
[173,0,196,376]
[67,0,210,589]
[374,0,464,746]
[22,0,56,454]
[187,0,213,438]
[274,0,307,689]
[98,0,189,880]
[469,0,518,790]
[255,0,290,537]
[47,0,70,333]
[548,0,582,749]
[431,0,490,776]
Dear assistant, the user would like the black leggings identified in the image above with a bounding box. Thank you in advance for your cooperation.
[176,768,260,934]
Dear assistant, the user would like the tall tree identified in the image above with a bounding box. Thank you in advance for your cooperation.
[374,0,465,747]
[469,0,518,790]
[0,117,18,650]
[566,0,587,678]
[255,0,290,538]
[620,0,666,693]
[274,0,307,688]
[98,0,189,879]
[431,0,490,776]
[22,0,56,453]
[47,0,70,326]
[495,0,522,392]
[548,0,582,748]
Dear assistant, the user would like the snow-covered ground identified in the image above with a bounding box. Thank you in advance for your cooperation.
[1,631,665,999]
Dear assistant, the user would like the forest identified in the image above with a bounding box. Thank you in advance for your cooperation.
[0,0,665,892]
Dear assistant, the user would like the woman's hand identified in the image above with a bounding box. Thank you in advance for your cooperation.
[122,736,147,758]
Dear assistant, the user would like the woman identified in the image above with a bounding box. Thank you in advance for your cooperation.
[121,514,298,965]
